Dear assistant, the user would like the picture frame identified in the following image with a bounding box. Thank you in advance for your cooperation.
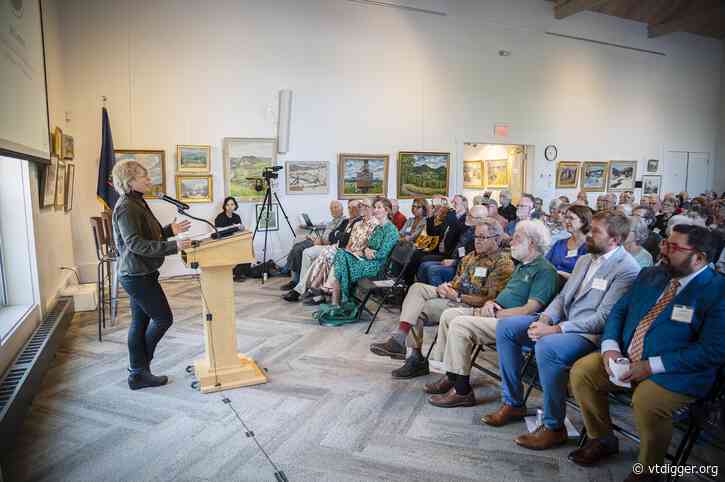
[223,137,276,202]
[555,161,580,189]
[176,175,213,203]
[397,151,450,199]
[285,161,329,194]
[62,133,74,160]
[55,160,66,209]
[647,159,659,173]
[338,153,389,200]
[484,159,510,188]
[114,149,166,199]
[607,160,637,192]
[463,160,483,189]
[176,144,211,173]
[64,163,75,212]
[641,175,662,197]
[41,156,58,208]
[52,127,63,158]
[255,203,279,232]
[580,161,609,192]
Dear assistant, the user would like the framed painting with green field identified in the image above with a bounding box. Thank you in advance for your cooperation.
[176,144,211,173]
[223,138,276,202]
[397,151,450,199]
[337,153,388,200]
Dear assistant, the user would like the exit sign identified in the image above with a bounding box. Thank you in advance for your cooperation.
[494,124,510,138]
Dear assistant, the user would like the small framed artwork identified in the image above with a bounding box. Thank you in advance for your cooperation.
[176,175,213,203]
[41,156,58,208]
[64,163,75,212]
[285,161,329,194]
[255,203,279,232]
[52,127,63,158]
[223,137,276,202]
[484,159,510,188]
[607,160,637,192]
[580,161,609,192]
[463,160,483,188]
[176,144,211,173]
[55,160,66,209]
[62,134,74,160]
[555,161,580,189]
[114,149,166,199]
[647,159,659,173]
[338,153,389,200]
[397,151,450,199]
[641,175,662,197]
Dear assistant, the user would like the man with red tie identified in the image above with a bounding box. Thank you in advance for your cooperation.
[568,225,725,482]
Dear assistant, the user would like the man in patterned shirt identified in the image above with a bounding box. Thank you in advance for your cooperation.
[370,218,515,379]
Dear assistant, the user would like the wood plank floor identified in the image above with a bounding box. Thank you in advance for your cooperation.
[5,276,648,482]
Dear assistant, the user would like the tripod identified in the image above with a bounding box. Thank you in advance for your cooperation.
[252,179,295,284]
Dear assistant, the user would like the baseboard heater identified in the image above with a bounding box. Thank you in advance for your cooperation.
[0,297,74,453]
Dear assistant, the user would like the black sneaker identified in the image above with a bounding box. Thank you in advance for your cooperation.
[370,338,406,360]
[303,295,326,306]
[391,355,429,379]
[283,290,300,302]
[128,371,169,390]
[279,280,296,291]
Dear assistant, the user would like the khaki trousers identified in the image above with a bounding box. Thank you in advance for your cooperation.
[400,283,462,349]
[429,307,498,376]
[570,352,694,469]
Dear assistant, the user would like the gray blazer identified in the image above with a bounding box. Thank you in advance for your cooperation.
[543,246,640,346]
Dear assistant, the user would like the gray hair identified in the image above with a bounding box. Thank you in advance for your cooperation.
[629,216,649,246]
[472,195,486,206]
[549,198,566,212]
[515,219,551,255]
[666,214,706,236]
[477,216,504,237]
[111,159,147,195]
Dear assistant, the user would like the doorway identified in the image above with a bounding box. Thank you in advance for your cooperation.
[664,150,711,195]
[462,143,531,203]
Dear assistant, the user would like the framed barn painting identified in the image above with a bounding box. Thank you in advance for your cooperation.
[338,153,388,200]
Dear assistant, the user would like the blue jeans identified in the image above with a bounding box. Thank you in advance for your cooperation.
[496,315,595,430]
[417,260,457,286]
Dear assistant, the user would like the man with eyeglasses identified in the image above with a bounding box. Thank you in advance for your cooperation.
[369,219,515,379]
[568,225,725,482]
[505,193,535,236]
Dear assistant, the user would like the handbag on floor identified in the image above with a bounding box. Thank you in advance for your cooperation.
[313,301,361,327]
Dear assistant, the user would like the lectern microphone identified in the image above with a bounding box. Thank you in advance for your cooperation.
[158,193,190,210]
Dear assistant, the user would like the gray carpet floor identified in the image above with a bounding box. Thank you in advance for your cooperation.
[5,277,671,481]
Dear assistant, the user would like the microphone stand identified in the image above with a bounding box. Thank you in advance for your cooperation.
[176,207,219,240]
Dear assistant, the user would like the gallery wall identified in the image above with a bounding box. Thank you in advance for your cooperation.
[51,0,724,279]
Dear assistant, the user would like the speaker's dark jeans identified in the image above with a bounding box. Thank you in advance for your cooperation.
[120,272,173,373]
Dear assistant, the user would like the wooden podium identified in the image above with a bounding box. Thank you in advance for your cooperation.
[181,231,267,393]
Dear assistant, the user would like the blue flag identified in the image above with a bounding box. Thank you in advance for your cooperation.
[96,107,118,210]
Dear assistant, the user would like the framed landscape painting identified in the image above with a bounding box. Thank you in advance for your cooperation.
[64,163,75,212]
[484,159,510,188]
[114,149,166,199]
[338,153,388,200]
[285,161,329,194]
[463,160,483,189]
[556,162,579,189]
[223,138,276,202]
[580,161,608,192]
[55,160,66,209]
[176,144,211,173]
[607,160,637,192]
[41,156,58,208]
[641,175,661,197]
[176,175,212,203]
[397,151,449,199]
[255,203,279,232]
[62,134,74,160]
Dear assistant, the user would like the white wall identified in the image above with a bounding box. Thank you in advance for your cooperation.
[716,44,725,194]
[53,0,723,278]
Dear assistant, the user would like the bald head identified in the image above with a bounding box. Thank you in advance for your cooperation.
[329,200,343,218]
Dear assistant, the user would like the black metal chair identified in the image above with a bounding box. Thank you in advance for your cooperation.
[90,215,118,341]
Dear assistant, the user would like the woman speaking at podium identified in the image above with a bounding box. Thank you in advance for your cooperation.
[111,160,193,390]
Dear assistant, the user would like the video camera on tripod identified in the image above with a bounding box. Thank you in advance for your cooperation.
[246,165,283,192]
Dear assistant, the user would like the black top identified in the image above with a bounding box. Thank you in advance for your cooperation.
[215,212,242,229]
[499,204,517,222]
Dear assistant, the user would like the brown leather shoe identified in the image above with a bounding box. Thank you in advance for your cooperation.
[423,376,454,394]
[428,388,476,408]
[568,438,619,466]
[481,404,527,427]
[514,425,568,450]
[623,471,659,482]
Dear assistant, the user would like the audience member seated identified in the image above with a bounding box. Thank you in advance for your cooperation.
[479,197,507,230]
[545,198,570,243]
[283,200,364,302]
[632,204,661,260]
[558,195,570,204]
[546,204,590,278]
[399,197,428,243]
[568,225,725,482]
[423,220,560,407]
[481,211,640,451]
[624,217,653,268]
[498,190,517,223]
[666,213,706,236]
[575,190,589,206]
[391,199,407,231]
[653,197,676,233]
[214,196,244,230]
[596,194,614,213]
[279,200,346,291]
[369,219,515,379]
[505,193,535,236]
[531,197,544,219]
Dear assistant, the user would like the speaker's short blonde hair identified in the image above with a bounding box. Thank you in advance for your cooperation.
[112,160,147,194]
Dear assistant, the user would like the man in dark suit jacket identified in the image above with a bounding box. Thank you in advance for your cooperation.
[568,225,725,482]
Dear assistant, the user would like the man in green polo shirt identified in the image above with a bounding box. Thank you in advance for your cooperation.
[424,219,560,408]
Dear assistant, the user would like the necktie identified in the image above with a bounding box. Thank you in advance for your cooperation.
[628,280,680,362]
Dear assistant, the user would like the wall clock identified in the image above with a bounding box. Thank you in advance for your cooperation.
[545,145,558,162]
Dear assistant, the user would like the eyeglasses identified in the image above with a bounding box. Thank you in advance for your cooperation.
[475,234,499,240]
[660,240,698,254]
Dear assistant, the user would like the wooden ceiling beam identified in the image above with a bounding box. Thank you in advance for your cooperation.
[648,4,725,38]
[554,0,612,20]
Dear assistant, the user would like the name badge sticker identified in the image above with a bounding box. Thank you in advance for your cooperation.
[592,278,608,291]
[458,246,466,258]
[671,305,694,324]
[566,249,578,258]
[474,267,488,278]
